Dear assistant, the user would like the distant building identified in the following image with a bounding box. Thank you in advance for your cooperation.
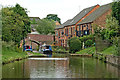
[55,3,111,47]
[20,17,60,50]
[55,21,61,26]
[20,34,54,50]
[29,17,40,32]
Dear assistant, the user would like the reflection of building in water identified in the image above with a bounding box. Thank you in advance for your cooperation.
[54,60,70,77]
[26,58,70,78]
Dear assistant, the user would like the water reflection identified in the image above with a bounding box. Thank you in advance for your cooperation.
[28,58,69,78]
[2,57,120,78]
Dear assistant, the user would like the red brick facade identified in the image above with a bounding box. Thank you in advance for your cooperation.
[93,9,112,28]
[55,3,111,47]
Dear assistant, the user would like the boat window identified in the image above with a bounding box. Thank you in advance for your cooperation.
[46,46,49,49]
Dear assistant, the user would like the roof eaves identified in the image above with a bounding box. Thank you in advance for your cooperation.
[77,3,111,25]
[69,5,98,25]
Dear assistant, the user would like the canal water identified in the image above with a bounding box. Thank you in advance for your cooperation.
[2,57,120,78]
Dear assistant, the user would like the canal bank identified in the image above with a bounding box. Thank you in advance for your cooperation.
[93,53,120,68]
[74,46,120,68]
[2,51,46,65]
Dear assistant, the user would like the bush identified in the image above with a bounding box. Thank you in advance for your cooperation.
[52,46,67,52]
[69,37,82,53]
[85,40,93,47]
[2,41,23,53]
[79,35,95,42]
[2,41,16,51]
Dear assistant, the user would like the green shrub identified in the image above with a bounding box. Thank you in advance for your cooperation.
[52,46,67,52]
[79,34,95,42]
[69,37,82,53]
[2,41,16,51]
[85,40,93,47]
[2,41,23,53]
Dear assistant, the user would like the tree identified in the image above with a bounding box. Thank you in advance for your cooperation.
[0,9,2,38]
[13,4,31,36]
[35,19,55,35]
[45,14,61,24]
[112,0,120,25]
[105,15,119,40]
[112,0,120,35]
[2,4,31,46]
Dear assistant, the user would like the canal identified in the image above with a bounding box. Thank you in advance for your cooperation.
[2,57,120,78]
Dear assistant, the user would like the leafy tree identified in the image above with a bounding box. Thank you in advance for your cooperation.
[111,0,120,56]
[13,4,31,35]
[112,0,120,25]
[0,9,2,38]
[35,19,55,35]
[106,15,119,31]
[85,40,93,47]
[31,18,37,24]
[112,0,120,35]
[105,15,119,41]
[45,14,61,24]
[2,4,31,46]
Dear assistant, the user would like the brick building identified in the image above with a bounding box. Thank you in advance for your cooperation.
[55,3,111,47]
[20,17,57,50]
[29,17,40,32]
[24,34,54,50]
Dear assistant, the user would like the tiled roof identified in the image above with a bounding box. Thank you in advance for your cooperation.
[62,19,72,27]
[78,3,111,25]
[68,5,98,26]
[55,19,72,29]
[29,17,40,21]
[55,5,98,30]
[29,17,40,19]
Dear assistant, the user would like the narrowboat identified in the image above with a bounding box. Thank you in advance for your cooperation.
[42,45,52,55]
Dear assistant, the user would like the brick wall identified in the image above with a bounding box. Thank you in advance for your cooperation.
[93,9,111,28]
[21,34,54,50]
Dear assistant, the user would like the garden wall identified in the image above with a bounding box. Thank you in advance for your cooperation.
[105,55,120,68]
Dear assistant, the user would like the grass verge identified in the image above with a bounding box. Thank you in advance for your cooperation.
[76,47,95,54]
[2,50,28,64]
[100,46,116,55]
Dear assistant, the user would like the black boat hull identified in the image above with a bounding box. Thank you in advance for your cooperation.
[43,50,52,55]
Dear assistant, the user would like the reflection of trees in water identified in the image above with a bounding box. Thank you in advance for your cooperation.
[69,57,119,78]
[2,60,30,78]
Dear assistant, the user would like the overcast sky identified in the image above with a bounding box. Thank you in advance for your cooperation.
[0,0,113,23]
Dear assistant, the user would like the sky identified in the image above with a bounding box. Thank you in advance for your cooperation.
[0,0,113,23]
